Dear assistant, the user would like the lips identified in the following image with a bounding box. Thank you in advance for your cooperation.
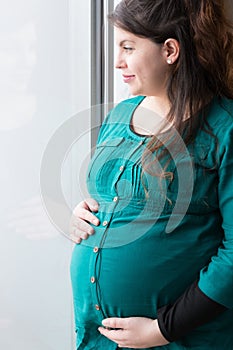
[122,74,135,83]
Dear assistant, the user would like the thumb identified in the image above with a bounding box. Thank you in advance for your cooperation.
[102,317,126,329]
[85,197,99,212]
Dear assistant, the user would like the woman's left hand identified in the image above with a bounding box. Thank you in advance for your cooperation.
[98,317,169,348]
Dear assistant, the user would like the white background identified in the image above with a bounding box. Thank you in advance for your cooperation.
[113,0,131,102]
[0,0,91,349]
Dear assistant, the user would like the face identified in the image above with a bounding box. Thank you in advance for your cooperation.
[115,27,170,97]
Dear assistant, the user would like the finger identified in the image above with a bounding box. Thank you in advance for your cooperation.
[98,327,125,343]
[69,223,95,242]
[70,226,89,239]
[84,197,99,212]
[71,217,95,235]
[72,208,99,227]
[102,318,127,330]
[80,232,89,240]
[69,234,82,244]
[78,209,100,226]
[74,198,99,213]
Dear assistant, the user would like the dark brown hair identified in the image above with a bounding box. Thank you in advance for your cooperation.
[109,0,233,161]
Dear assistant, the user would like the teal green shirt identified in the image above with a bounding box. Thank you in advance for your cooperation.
[70,96,233,349]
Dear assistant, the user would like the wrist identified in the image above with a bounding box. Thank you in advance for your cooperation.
[152,319,170,346]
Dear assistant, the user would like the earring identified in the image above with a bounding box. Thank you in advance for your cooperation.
[167,59,173,64]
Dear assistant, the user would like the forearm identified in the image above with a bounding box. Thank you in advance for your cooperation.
[157,280,227,342]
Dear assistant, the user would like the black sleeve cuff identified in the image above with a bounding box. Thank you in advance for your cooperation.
[157,280,227,342]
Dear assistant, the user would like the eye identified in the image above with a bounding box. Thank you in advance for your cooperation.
[123,46,134,51]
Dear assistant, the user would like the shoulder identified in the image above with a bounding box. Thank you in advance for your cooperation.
[109,95,145,119]
[97,96,145,144]
[101,95,144,131]
[191,97,233,167]
[207,97,233,134]
[207,97,233,163]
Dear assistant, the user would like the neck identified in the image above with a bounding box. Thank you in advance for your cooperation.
[142,95,171,118]
[131,94,172,136]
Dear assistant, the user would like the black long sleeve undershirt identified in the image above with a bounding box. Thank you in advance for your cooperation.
[157,280,227,342]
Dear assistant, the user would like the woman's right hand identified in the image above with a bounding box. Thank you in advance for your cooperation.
[69,198,100,244]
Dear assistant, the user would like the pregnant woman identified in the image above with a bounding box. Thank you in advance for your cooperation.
[70,1,233,349]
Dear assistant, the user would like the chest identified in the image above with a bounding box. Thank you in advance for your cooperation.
[86,137,219,215]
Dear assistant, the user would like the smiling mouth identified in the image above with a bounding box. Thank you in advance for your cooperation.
[122,75,135,83]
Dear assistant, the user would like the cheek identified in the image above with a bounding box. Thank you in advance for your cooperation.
[134,63,150,81]
[150,63,168,82]
[139,57,160,79]
[139,67,159,85]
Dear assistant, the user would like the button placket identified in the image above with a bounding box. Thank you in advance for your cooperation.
[88,139,147,322]
[91,276,96,283]
[88,216,112,320]
[89,244,104,321]
[100,211,114,231]
[93,246,99,253]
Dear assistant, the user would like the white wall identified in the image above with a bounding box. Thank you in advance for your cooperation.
[0,0,91,349]
[113,0,131,102]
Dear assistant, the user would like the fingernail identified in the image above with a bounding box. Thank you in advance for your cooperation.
[89,228,95,235]
[102,320,107,326]
[93,219,99,225]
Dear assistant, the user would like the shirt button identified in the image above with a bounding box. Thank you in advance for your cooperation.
[103,220,108,226]
[91,277,96,283]
[113,196,118,202]
[95,304,100,311]
[119,165,124,171]
[93,246,99,253]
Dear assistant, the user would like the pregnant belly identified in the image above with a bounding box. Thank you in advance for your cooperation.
[70,233,202,323]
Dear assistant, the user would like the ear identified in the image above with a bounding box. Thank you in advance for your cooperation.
[163,38,180,65]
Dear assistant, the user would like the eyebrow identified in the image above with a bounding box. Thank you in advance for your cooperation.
[119,40,136,46]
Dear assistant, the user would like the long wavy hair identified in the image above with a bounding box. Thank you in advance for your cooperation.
[109,0,233,180]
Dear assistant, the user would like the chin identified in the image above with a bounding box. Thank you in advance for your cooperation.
[128,88,143,96]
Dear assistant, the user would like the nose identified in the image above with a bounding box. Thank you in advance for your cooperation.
[114,52,127,69]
